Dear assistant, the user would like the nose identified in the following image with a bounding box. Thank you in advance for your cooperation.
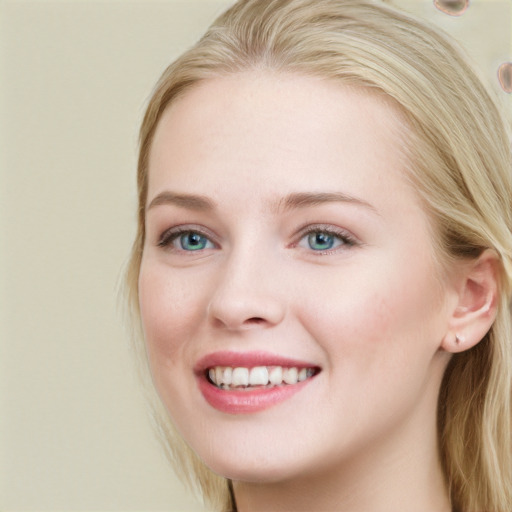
[207,252,286,331]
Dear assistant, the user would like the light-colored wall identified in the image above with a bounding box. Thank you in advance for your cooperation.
[0,1,510,511]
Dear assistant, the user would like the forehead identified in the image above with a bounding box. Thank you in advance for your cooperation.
[148,71,412,208]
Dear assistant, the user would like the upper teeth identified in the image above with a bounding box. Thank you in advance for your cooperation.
[207,366,315,389]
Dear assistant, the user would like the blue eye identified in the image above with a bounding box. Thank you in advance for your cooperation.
[307,232,339,251]
[178,232,211,251]
[158,229,215,252]
[298,228,354,252]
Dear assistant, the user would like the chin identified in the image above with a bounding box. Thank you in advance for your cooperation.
[200,447,305,484]
[211,463,296,484]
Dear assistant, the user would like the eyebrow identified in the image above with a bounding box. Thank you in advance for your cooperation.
[147,191,216,211]
[146,190,378,215]
[278,192,378,214]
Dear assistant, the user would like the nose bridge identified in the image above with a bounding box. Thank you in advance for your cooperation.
[207,237,285,330]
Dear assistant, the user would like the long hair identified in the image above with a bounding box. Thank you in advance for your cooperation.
[125,1,512,510]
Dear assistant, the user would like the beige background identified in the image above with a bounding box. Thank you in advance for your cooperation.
[0,1,510,511]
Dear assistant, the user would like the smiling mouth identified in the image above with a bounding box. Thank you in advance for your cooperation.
[197,352,321,413]
[206,365,320,390]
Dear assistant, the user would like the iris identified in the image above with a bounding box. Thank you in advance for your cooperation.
[179,232,210,251]
[307,232,336,251]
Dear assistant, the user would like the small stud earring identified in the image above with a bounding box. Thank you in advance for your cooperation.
[455,334,465,345]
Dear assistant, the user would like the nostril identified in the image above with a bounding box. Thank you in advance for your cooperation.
[210,316,267,330]
[246,317,265,325]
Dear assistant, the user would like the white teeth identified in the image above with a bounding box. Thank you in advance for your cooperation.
[231,367,249,387]
[283,367,298,385]
[249,366,269,386]
[268,366,283,385]
[221,367,232,386]
[207,365,316,389]
[215,367,223,385]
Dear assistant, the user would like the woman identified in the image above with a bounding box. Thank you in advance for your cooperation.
[125,1,512,510]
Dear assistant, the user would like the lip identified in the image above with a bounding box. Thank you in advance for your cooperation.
[194,350,318,373]
[195,351,320,414]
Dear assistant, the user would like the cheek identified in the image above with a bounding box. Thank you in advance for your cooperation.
[138,263,206,365]
[298,257,444,362]
[299,274,397,348]
[302,290,400,382]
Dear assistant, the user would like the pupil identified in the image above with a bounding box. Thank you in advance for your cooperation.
[189,233,201,245]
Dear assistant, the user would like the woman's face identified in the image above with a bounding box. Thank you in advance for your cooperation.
[139,72,457,482]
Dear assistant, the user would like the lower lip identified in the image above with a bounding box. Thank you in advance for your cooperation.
[197,375,315,414]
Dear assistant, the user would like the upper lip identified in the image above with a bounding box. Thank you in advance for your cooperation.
[194,350,320,375]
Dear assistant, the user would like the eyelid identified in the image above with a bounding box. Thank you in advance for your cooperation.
[292,223,359,252]
[157,224,219,249]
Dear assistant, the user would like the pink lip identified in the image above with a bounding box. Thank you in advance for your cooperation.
[195,351,320,414]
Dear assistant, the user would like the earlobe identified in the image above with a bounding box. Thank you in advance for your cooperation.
[441,250,499,354]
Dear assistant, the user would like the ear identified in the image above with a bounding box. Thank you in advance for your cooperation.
[441,250,499,353]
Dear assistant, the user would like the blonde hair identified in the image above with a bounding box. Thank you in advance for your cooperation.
[125,1,512,510]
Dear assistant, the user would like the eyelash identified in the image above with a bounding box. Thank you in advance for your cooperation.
[293,224,357,254]
[156,224,358,254]
[157,226,216,251]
